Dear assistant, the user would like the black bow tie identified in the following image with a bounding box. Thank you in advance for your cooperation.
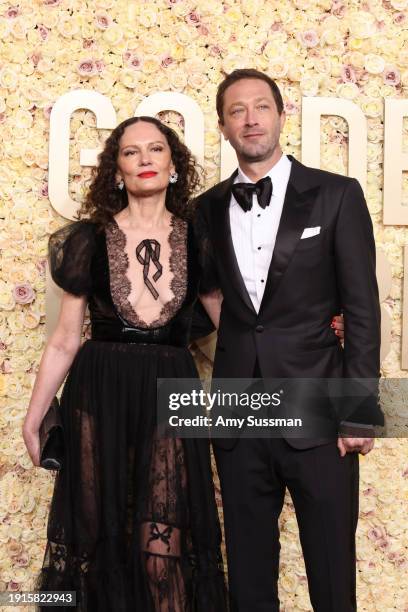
[231,176,273,212]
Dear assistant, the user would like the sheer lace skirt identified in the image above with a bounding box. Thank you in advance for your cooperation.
[37,341,226,611]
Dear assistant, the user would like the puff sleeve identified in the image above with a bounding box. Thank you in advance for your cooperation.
[48,221,96,297]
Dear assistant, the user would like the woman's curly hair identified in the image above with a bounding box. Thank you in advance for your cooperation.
[79,116,203,226]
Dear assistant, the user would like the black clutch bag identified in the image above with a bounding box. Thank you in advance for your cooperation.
[39,397,64,470]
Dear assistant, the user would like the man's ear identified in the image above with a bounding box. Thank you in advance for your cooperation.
[279,111,286,132]
[218,119,228,141]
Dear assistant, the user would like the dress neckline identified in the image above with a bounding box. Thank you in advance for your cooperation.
[105,215,188,329]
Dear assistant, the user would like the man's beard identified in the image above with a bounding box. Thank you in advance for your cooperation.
[236,139,278,163]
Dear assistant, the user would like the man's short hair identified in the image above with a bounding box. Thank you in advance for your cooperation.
[216,68,284,124]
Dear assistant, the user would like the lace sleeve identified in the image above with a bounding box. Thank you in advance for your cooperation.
[48,221,96,296]
[193,205,220,295]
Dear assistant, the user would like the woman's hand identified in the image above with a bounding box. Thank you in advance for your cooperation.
[331,314,344,341]
[22,421,40,467]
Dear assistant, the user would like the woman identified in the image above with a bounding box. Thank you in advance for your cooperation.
[23,116,227,611]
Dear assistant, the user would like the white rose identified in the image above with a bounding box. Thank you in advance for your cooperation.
[348,10,377,38]
[365,54,386,75]
[336,83,360,99]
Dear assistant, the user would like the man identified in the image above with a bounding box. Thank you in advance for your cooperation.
[195,69,383,611]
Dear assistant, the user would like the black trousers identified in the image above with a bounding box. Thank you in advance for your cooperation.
[214,390,359,612]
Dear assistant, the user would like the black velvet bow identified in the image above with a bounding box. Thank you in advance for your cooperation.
[231,176,273,212]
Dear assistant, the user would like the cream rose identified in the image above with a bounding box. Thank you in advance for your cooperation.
[365,54,386,75]
[348,10,377,38]
[224,6,243,23]
[337,82,360,99]
[0,281,16,311]
[0,17,11,39]
[57,15,80,38]
[0,66,19,90]
[103,23,123,46]
[120,69,140,89]
[138,8,158,28]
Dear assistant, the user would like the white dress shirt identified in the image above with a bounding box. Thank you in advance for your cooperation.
[229,154,292,312]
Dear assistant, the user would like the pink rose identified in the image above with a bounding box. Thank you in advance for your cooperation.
[284,101,299,115]
[124,52,143,69]
[95,59,105,73]
[331,0,345,17]
[36,259,47,274]
[0,113,5,124]
[270,21,283,32]
[367,525,387,541]
[388,551,405,565]
[40,182,48,197]
[43,104,53,119]
[15,554,30,567]
[95,12,112,30]
[77,59,97,78]
[394,12,406,24]
[185,11,201,26]
[38,24,49,40]
[31,51,42,67]
[341,65,357,84]
[383,65,401,86]
[1,359,11,373]
[209,45,222,57]
[83,39,95,49]
[43,0,61,6]
[298,29,319,48]
[198,24,209,36]
[13,282,35,305]
[6,6,20,18]
[161,54,174,68]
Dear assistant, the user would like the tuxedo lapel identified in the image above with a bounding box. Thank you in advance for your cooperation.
[212,172,256,315]
[259,158,320,314]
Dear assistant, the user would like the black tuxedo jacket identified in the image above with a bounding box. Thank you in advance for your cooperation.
[193,156,383,449]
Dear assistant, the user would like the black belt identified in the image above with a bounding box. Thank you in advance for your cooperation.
[91,320,188,346]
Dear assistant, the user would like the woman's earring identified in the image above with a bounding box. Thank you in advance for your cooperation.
[117,179,124,190]
[169,172,178,184]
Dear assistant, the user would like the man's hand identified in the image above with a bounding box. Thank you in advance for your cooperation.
[331,315,344,342]
[337,436,374,457]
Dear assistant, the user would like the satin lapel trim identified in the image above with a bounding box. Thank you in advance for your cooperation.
[212,180,256,315]
[259,182,320,314]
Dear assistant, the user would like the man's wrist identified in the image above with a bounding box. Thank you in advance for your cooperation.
[338,421,375,437]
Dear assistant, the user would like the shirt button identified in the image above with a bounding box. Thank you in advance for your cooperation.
[261,279,265,283]
[257,214,261,217]
[255,325,264,333]
[258,247,261,250]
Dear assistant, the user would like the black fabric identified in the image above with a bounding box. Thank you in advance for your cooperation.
[48,221,96,297]
[195,157,383,447]
[231,176,272,212]
[214,438,359,612]
[40,221,227,612]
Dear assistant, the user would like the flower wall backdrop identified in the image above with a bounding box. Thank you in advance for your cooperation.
[0,0,408,610]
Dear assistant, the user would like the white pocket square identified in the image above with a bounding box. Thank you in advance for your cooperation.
[301,226,321,239]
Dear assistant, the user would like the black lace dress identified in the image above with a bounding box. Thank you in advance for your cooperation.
[37,218,227,612]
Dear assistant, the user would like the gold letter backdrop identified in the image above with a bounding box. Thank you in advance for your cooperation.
[0,1,408,610]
